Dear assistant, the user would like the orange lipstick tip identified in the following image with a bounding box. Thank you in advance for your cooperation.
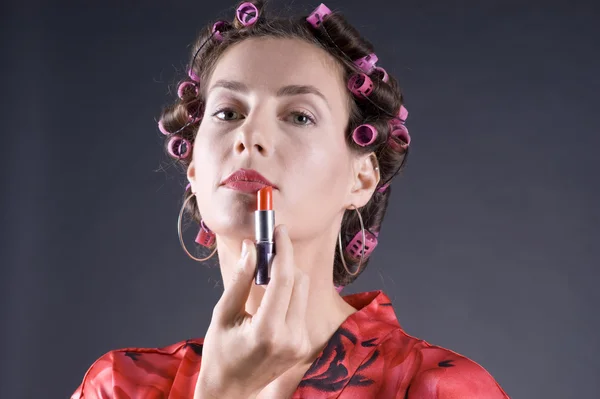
[257,186,273,211]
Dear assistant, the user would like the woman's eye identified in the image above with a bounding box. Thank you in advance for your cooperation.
[290,112,315,126]
[214,109,241,121]
[212,108,314,125]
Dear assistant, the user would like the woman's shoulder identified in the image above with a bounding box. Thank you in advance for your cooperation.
[375,329,510,398]
[70,338,204,399]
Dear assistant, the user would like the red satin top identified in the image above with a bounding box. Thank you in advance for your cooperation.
[71,290,509,398]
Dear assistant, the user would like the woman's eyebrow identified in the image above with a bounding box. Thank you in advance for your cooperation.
[210,79,248,94]
[276,85,330,110]
[209,79,330,110]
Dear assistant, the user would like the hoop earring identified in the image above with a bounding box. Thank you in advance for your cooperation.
[177,193,217,262]
[337,205,365,277]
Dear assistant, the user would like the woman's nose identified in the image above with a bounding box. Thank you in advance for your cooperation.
[234,110,275,156]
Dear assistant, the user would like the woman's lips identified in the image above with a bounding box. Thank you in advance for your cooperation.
[223,181,271,193]
[221,168,277,193]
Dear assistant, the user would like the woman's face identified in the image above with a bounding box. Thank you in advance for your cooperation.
[188,37,359,242]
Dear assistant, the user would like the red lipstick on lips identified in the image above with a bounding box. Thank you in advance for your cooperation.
[254,186,275,285]
[222,169,276,193]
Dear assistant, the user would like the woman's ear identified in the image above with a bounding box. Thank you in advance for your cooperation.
[346,152,380,208]
[187,162,196,189]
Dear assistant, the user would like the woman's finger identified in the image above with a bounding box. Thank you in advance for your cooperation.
[256,225,295,326]
[214,239,256,324]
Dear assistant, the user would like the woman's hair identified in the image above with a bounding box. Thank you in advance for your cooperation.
[158,0,410,287]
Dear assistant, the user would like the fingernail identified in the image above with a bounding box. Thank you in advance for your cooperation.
[241,241,249,258]
[279,225,288,235]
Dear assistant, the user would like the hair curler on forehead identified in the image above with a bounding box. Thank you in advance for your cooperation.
[373,66,389,83]
[352,124,378,147]
[236,2,259,26]
[348,73,374,98]
[353,53,378,74]
[167,136,191,159]
[187,68,200,82]
[212,21,231,41]
[306,3,332,28]
[177,81,198,100]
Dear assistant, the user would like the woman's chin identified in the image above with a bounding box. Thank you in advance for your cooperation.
[207,209,255,239]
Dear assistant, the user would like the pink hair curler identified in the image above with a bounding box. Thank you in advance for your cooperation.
[353,53,378,74]
[195,220,216,247]
[374,66,389,83]
[347,73,373,98]
[377,182,390,193]
[236,2,259,27]
[177,81,198,100]
[188,114,202,124]
[352,124,378,147]
[345,229,379,261]
[387,105,410,151]
[306,3,331,28]
[158,119,170,135]
[335,285,344,294]
[212,21,229,41]
[185,182,191,191]
[387,124,410,151]
[167,136,191,159]
[187,102,204,124]
[187,68,200,83]
[390,105,408,125]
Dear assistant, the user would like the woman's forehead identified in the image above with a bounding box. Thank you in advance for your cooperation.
[208,37,346,101]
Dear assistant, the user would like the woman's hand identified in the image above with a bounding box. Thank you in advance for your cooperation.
[194,225,312,399]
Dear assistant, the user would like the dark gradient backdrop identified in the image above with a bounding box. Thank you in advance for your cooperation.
[2,0,598,397]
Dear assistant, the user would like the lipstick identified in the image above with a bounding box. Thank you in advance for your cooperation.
[254,186,275,285]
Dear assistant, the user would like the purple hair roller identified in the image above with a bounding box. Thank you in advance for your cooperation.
[188,103,202,124]
[167,136,191,159]
[158,119,170,135]
[345,229,379,261]
[177,81,198,100]
[374,66,389,83]
[195,220,216,247]
[236,2,259,27]
[352,124,378,147]
[187,101,204,124]
[212,21,229,41]
[188,114,202,124]
[398,105,408,122]
[387,105,410,151]
[387,124,410,151]
[187,68,200,83]
[306,3,331,28]
[377,182,390,193]
[388,105,409,127]
[335,285,344,294]
[347,73,373,98]
[353,53,378,74]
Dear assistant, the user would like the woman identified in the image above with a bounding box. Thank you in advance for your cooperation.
[72,1,509,398]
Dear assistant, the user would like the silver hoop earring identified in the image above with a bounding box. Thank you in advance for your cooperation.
[337,205,365,277]
[177,193,217,262]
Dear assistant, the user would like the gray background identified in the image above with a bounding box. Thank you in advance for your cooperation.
[2,0,598,397]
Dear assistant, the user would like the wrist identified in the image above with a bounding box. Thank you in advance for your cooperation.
[195,371,258,399]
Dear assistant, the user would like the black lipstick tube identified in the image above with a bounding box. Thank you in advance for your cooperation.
[254,208,275,285]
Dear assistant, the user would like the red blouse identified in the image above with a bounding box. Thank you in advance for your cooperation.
[71,290,509,398]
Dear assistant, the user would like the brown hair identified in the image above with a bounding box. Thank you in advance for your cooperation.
[158,0,409,287]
